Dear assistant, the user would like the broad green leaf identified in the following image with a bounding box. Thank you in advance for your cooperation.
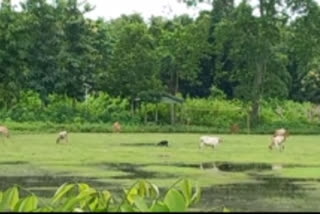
[180,179,192,206]
[88,196,98,211]
[120,203,135,212]
[97,190,112,210]
[78,183,90,192]
[223,207,231,212]
[0,187,19,211]
[35,206,53,212]
[74,207,84,212]
[52,183,75,204]
[60,188,96,212]
[138,180,147,197]
[190,183,201,205]
[16,195,38,212]
[150,183,160,198]
[95,191,112,211]
[133,195,148,212]
[13,199,24,212]
[164,189,186,212]
[126,187,138,205]
[150,201,170,212]
[102,190,111,202]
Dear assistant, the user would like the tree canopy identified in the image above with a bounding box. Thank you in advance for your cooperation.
[1,0,320,126]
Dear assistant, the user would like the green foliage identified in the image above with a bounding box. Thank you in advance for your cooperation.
[9,91,44,122]
[0,91,132,124]
[180,98,246,128]
[209,85,227,100]
[260,99,315,125]
[0,179,202,212]
[1,90,320,132]
[300,57,320,103]
[106,14,162,101]
[1,0,320,127]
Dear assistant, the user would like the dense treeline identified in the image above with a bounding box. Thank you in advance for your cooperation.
[1,0,320,128]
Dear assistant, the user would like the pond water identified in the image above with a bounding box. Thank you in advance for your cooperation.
[0,161,319,212]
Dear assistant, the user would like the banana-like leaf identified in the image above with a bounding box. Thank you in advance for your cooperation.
[52,183,75,204]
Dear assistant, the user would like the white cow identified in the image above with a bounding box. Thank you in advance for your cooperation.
[56,131,68,144]
[269,135,286,151]
[273,128,289,138]
[199,136,223,149]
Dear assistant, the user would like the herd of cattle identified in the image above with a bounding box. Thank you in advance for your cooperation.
[0,123,289,151]
[199,128,289,151]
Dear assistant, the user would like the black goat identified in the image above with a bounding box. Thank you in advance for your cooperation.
[157,140,168,147]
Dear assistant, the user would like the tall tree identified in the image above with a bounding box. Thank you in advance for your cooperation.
[23,0,105,102]
[0,0,30,107]
[286,0,320,101]
[106,14,162,110]
[214,0,291,125]
[157,14,210,96]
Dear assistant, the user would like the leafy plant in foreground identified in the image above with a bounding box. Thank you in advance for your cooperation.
[0,178,201,212]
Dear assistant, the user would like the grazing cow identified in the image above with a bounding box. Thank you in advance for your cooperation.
[56,131,68,144]
[0,126,9,138]
[269,135,286,151]
[230,124,239,134]
[199,136,223,149]
[112,121,121,133]
[157,140,168,147]
[269,128,289,151]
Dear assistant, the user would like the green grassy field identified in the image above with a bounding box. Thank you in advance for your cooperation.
[1,133,320,212]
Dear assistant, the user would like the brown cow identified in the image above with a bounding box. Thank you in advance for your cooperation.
[230,124,239,134]
[112,121,121,133]
[0,126,9,138]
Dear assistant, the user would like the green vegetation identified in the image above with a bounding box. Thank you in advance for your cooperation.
[0,179,200,212]
[1,90,320,133]
[1,0,320,128]
[1,133,320,211]
[1,0,320,212]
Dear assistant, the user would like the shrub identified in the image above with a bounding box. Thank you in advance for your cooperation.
[1,90,320,132]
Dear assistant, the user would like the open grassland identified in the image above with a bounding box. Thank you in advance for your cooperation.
[1,133,320,212]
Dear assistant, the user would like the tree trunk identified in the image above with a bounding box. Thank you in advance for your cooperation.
[130,99,135,116]
[155,103,158,124]
[144,113,148,124]
[170,103,175,125]
[174,70,179,95]
[250,59,265,126]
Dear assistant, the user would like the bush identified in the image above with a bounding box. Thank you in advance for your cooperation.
[178,98,246,128]
[1,90,320,133]
[7,91,45,122]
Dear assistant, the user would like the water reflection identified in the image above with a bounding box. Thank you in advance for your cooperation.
[272,164,283,170]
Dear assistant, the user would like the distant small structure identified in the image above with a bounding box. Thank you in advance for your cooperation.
[113,121,121,133]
